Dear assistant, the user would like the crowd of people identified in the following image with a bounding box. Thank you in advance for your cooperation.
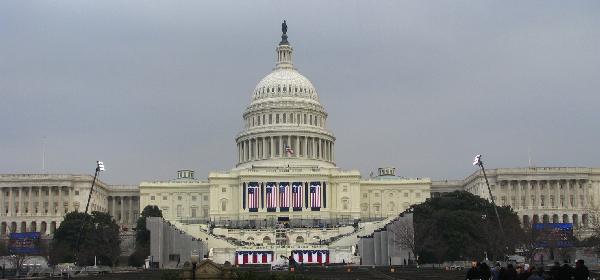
[466,260,591,280]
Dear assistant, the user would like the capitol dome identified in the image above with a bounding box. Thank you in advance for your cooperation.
[252,70,319,104]
[235,24,336,170]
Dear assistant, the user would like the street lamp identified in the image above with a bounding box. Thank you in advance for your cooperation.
[74,161,105,264]
[473,155,503,234]
[94,223,99,267]
[190,250,200,280]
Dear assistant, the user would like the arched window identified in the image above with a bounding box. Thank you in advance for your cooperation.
[263,236,272,244]
[295,236,304,244]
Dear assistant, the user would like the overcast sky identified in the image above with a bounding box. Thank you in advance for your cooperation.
[2,1,599,185]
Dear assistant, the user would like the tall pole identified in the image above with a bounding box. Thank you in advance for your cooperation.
[74,161,104,264]
[473,155,504,234]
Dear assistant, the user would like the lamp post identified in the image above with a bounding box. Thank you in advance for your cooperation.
[94,223,99,267]
[473,155,503,234]
[74,161,105,264]
[190,250,199,280]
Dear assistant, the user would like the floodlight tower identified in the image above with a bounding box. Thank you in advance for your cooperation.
[473,155,503,233]
[74,161,105,263]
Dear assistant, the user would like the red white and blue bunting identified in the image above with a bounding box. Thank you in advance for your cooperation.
[236,251,274,264]
[291,250,329,264]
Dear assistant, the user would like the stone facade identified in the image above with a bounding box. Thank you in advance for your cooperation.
[0,174,139,236]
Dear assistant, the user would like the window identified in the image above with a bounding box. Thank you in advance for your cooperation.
[178,196,182,201]
[192,196,197,201]
[177,205,182,217]
[151,196,155,200]
[191,208,197,218]
[221,201,227,211]
[374,193,379,198]
[222,188,226,193]
[163,196,167,200]
[404,193,408,197]
[362,193,367,198]
[75,191,80,195]
[374,205,380,212]
[416,192,421,198]
[204,196,208,201]
[343,187,347,192]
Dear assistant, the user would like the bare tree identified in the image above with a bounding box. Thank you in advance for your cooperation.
[0,238,33,277]
[389,215,445,264]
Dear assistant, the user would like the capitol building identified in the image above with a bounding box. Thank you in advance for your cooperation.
[1,25,599,266]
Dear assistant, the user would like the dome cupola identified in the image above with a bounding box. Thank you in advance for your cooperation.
[235,22,336,170]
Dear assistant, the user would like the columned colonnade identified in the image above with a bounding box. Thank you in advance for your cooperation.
[495,179,591,227]
[107,195,139,226]
[237,135,334,164]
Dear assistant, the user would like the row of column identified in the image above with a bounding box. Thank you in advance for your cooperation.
[238,135,334,164]
[522,213,589,227]
[108,196,139,224]
[0,186,76,216]
[500,179,588,209]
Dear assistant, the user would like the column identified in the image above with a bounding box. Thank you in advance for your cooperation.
[68,187,73,213]
[8,188,14,216]
[38,187,43,215]
[331,142,335,162]
[270,137,274,158]
[49,186,55,215]
[18,188,24,216]
[304,137,308,158]
[58,186,63,214]
[120,196,124,223]
[111,196,116,219]
[129,196,133,223]
[295,136,299,158]
[262,138,266,159]
[575,179,581,207]
[0,187,4,216]
[287,135,291,157]
[28,187,33,216]
[311,137,317,158]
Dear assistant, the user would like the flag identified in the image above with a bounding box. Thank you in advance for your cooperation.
[310,182,321,208]
[285,145,294,154]
[279,183,289,208]
[292,182,303,208]
[248,182,259,209]
[266,183,277,209]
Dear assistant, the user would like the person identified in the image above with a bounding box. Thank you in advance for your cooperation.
[519,264,532,280]
[466,262,481,280]
[480,262,492,280]
[559,261,574,280]
[573,259,589,280]
[504,264,519,280]
[526,266,547,280]
[491,264,500,280]
[549,261,562,280]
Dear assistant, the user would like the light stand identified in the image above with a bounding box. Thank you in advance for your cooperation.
[74,161,105,264]
[473,155,503,233]
[190,250,199,280]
